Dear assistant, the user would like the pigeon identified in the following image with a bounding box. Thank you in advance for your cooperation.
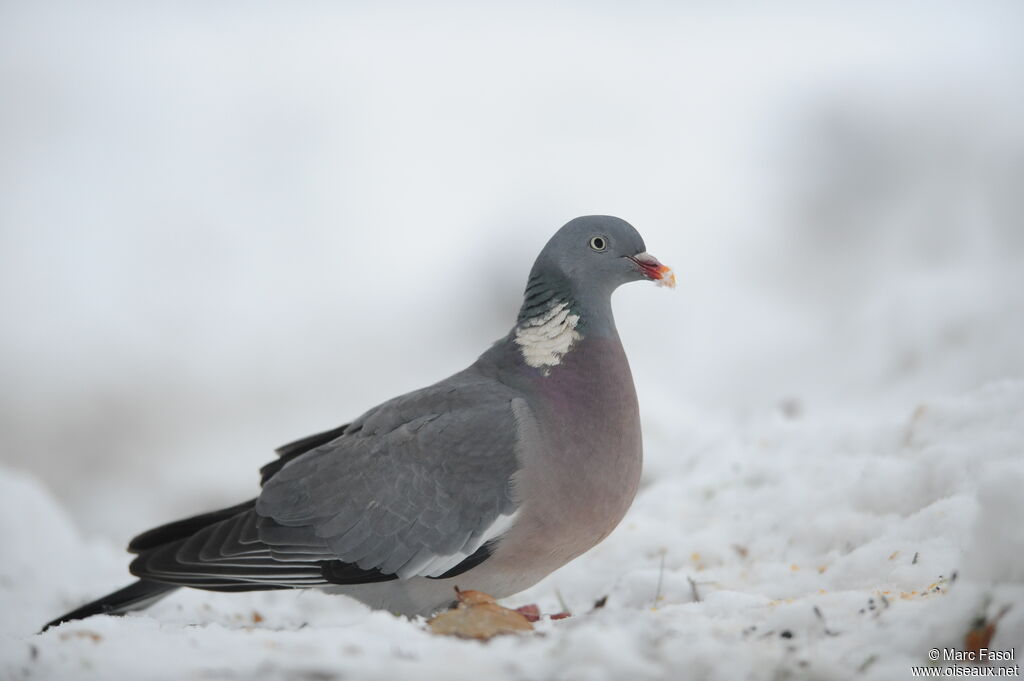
[42,215,674,630]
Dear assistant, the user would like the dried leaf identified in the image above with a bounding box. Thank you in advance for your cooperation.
[965,605,1012,658]
[512,604,571,622]
[514,604,541,622]
[58,630,102,643]
[453,589,497,607]
[428,589,533,640]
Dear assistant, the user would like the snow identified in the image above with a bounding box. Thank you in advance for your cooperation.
[2,1,1024,679]
[2,382,1022,680]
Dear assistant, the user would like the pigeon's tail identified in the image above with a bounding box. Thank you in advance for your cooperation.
[41,579,178,632]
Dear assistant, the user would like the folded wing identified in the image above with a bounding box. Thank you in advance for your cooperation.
[130,373,524,588]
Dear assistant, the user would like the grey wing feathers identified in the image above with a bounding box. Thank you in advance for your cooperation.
[259,422,351,485]
[130,372,524,589]
[131,510,334,587]
[130,509,400,587]
[256,374,523,579]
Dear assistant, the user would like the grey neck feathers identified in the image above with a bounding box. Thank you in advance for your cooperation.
[512,270,619,373]
[517,269,618,334]
[517,272,574,325]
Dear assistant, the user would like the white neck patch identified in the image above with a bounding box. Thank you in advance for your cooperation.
[514,300,582,373]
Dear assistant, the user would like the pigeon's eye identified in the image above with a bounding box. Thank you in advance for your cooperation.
[589,236,607,252]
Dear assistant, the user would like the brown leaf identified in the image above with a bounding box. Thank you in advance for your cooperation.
[965,605,1012,659]
[428,589,534,640]
[453,589,497,607]
[514,604,571,622]
[965,622,997,658]
[58,630,102,643]
[514,604,541,622]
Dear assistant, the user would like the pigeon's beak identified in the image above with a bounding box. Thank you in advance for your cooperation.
[628,252,676,288]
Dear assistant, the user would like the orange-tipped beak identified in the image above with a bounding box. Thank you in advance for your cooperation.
[629,252,676,288]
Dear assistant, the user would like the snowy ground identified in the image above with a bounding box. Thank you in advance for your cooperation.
[3,1,1024,680]
[2,382,1023,680]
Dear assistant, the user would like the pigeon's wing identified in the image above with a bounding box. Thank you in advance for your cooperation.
[258,375,524,579]
[130,425,353,556]
[130,372,526,587]
[259,422,351,485]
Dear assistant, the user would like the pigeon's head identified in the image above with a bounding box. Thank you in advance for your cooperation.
[535,216,675,294]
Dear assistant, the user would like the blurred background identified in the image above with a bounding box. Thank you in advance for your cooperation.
[2,1,1022,543]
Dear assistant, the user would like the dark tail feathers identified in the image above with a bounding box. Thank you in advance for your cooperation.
[40,424,346,633]
[41,579,178,632]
